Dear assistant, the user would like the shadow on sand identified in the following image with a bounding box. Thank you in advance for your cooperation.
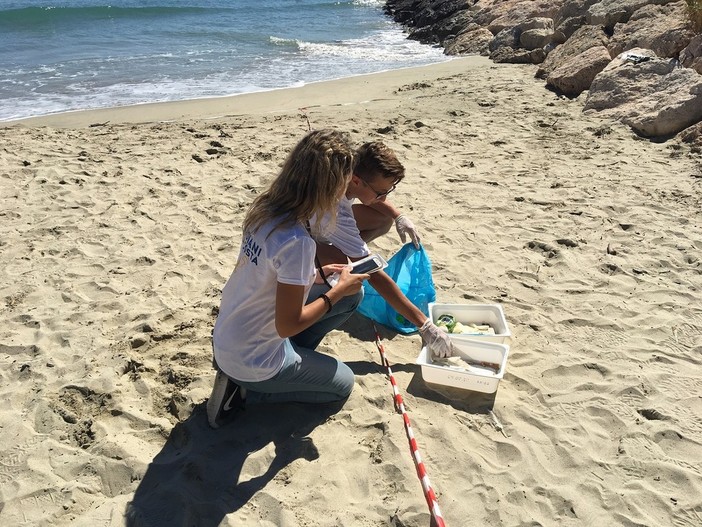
[125,400,342,527]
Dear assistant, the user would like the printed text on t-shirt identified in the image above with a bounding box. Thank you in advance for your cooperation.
[242,234,262,265]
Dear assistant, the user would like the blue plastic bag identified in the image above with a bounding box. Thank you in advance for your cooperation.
[358,243,436,334]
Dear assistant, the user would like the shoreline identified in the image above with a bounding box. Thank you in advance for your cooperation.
[3,56,469,129]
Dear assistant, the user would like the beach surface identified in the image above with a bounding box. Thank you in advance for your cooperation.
[1,56,701,526]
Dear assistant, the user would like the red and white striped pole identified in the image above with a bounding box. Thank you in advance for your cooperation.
[373,325,447,527]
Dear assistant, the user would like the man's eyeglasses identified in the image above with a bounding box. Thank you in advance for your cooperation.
[361,178,397,199]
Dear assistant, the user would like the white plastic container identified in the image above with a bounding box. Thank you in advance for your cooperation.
[417,338,509,393]
[428,303,511,344]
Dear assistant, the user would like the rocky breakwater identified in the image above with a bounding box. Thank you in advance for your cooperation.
[385,0,702,144]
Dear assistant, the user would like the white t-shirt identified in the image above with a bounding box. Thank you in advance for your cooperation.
[312,196,370,259]
[213,219,317,382]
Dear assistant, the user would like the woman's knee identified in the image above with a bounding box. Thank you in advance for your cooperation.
[336,361,355,399]
[336,288,364,313]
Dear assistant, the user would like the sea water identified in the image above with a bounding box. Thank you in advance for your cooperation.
[0,0,448,122]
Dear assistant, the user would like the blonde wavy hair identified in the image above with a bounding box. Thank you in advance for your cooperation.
[243,129,355,236]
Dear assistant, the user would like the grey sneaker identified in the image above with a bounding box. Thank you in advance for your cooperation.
[207,370,245,429]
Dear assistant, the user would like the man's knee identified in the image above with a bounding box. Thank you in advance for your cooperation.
[359,219,392,243]
[379,215,393,232]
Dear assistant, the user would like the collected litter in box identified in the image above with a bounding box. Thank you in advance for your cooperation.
[432,355,500,374]
[429,303,511,344]
[436,313,495,335]
[417,337,509,393]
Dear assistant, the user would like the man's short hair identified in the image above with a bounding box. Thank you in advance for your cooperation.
[355,142,405,182]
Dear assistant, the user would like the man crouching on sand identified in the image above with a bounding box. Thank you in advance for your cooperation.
[296,141,455,359]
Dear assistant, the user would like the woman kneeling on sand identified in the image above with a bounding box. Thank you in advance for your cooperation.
[207,129,368,429]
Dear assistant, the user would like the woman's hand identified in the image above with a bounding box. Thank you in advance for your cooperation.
[322,263,347,276]
[315,263,347,284]
[333,265,367,297]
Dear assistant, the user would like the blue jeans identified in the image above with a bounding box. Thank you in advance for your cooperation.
[237,284,363,404]
[292,283,364,350]
[238,339,353,404]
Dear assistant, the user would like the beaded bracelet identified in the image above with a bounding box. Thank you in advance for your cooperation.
[319,293,333,313]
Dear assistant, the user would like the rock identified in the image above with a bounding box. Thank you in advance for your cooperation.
[384,0,702,140]
[531,47,548,63]
[679,34,702,74]
[445,26,494,56]
[608,1,696,59]
[677,121,702,148]
[385,0,469,32]
[381,0,464,44]
[536,24,610,78]
[489,27,522,52]
[517,18,556,51]
[434,11,481,44]
[547,45,613,95]
[486,0,562,33]
[584,48,702,137]
[556,0,603,24]
[517,16,556,31]
[407,25,441,44]
[415,0,468,27]
[521,28,555,50]
[384,0,441,26]
[490,46,546,64]
[554,16,587,40]
[586,0,673,31]
[471,0,527,27]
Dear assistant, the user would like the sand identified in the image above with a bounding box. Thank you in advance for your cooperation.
[1,56,701,527]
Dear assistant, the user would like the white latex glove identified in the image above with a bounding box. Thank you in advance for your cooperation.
[419,319,455,358]
[394,214,421,249]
